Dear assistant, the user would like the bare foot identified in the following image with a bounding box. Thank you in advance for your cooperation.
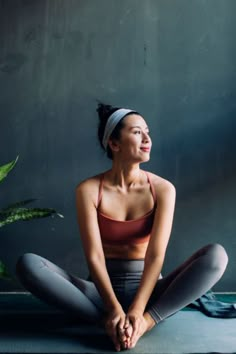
[118,327,131,350]
[128,313,155,349]
[120,322,134,350]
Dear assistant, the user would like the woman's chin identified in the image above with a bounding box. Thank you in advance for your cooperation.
[139,156,150,164]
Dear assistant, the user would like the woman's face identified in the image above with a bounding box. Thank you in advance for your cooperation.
[110,114,152,163]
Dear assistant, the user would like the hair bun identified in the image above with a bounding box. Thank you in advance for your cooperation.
[96,102,118,121]
[96,101,122,159]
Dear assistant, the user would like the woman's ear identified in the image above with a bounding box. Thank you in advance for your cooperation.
[108,139,120,152]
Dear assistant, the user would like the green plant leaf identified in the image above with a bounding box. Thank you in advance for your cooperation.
[0,261,11,279]
[0,199,38,217]
[0,207,30,220]
[0,156,19,184]
[0,207,63,228]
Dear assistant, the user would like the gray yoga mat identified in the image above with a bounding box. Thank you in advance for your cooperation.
[0,293,236,353]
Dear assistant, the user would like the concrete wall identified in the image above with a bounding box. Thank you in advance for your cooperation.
[0,0,235,291]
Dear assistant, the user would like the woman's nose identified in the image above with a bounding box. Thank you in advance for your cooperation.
[142,133,150,143]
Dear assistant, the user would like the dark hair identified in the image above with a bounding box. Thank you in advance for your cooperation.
[97,102,138,160]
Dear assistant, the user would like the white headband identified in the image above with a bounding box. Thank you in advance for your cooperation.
[102,108,136,150]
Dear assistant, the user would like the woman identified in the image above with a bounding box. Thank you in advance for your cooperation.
[16,103,228,351]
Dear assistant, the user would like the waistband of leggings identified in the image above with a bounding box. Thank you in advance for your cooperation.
[105,258,144,274]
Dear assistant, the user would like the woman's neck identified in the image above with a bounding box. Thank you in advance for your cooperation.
[107,162,142,189]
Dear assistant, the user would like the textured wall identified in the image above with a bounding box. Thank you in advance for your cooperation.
[0,0,235,291]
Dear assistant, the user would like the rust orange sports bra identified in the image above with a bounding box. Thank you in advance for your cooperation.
[97,172,157,245]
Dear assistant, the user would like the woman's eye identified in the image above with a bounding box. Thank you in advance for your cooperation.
[134,130,141,134]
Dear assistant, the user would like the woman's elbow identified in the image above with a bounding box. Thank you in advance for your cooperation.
[145,252,165,266]
[86,251,105,268]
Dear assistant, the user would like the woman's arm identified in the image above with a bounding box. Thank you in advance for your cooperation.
[75,179,130,351]
[126,179,176,339]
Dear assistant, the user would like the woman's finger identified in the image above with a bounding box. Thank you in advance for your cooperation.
[122,316,132,339]
[110,327,121,351]
[105,318,121,351]
[125,323,133,338]
[117,317,125,336]
[124,317,130,329]
[130,317,140,342]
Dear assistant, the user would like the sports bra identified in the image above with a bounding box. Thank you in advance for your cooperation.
[97,171,157,245]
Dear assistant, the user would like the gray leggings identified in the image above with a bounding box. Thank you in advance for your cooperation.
[15,243,228,324]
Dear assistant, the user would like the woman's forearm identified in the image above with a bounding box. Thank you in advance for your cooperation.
[87,256,122,312]
[129,256,164,313]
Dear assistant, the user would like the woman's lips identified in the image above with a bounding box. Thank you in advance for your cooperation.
[140,147,151,152]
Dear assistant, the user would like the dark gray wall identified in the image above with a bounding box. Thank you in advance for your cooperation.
[0,0,235,291]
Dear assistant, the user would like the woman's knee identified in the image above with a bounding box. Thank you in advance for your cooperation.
[205,243,228,272]
[16,253,42,278]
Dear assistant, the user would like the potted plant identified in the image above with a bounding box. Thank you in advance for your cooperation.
[0,156,63,279]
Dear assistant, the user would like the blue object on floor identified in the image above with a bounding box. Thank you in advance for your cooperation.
[188,290,236,318]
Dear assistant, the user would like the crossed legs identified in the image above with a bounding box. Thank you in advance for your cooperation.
[16,243,228,326]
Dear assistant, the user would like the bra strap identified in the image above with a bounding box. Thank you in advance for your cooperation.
[97,173,104,208]
[145,171,157,206]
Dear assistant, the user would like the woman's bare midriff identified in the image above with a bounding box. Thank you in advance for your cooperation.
[103,241,149,260]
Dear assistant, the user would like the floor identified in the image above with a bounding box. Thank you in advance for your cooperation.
[0,293,236,354]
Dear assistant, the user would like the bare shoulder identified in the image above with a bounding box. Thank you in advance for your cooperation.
[146,171,176,198]
[75,173,102,206]
[75,174,101,192]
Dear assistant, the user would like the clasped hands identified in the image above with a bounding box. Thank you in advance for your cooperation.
[104,307,147,351]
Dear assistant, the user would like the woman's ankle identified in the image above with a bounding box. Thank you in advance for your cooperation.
[144,312,156,331]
